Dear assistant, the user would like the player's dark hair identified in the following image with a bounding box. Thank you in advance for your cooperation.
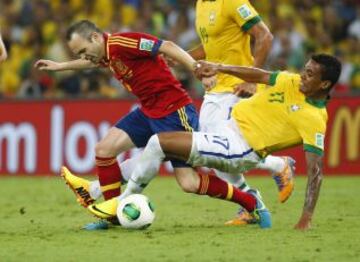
[66,20,103,41]
[311,54,342,90]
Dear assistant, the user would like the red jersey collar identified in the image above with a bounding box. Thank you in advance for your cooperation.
[103,32,111,61]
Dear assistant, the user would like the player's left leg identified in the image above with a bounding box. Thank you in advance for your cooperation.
[199,93,252,191]
[199,93,259,225]
[200,93,294,204]
[173,167,258,215]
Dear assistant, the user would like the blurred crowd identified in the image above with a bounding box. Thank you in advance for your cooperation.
[0,0,359,100]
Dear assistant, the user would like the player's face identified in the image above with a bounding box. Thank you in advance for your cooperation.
[300,59,329,97]
[68,33,104,63]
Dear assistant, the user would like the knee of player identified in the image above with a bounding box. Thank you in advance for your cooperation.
[175,170,199,193]
[179,179,198,193]
[95,141,111,157]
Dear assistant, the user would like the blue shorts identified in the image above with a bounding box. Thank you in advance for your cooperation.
[115,104,199,168]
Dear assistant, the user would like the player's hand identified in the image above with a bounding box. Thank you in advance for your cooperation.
[194,60,218,78]
[202,75,217,91]
[34,59,62,71]
[233,82,256,97]
[294,213,312,231]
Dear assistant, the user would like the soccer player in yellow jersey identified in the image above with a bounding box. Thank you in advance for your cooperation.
[189,0,294,224]
[89,54,341,230]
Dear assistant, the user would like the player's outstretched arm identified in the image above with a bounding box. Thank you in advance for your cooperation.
[0,34,7,62]
[159,41,216,90]
[196,61,271,85]
[295,152,323,230]
[159,40,197,73]
[34,58,98,71]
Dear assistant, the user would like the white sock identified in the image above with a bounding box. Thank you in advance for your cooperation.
[256,155,285,173]
[117,179,144,201]
[214,170,250,191]
[119,135,165,201]
[89,180,102,200]
[119,155,141,183]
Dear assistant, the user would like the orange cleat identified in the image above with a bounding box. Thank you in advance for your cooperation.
[224,208,257,226]
[272,157,295,203]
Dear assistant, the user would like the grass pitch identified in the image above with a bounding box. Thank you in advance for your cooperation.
[0,175,359,262]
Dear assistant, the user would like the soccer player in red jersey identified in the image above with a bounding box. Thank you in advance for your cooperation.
[35,20,264,229]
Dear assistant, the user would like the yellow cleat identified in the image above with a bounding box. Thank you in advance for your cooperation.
[61,166,95,208]
[272,157,296,203]
[88,198,118,219]
[225,208,257,226]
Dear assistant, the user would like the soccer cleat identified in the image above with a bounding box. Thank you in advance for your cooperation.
[272,157,296,203]
[249,189,272,229]
[82,220,109,230]
[224,208,257,226]
[88,197,118,219]
[61,166,95,208]
[224,189,261,226]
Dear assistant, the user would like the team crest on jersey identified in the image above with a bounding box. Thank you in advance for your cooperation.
[110,60,133,80]
[290,104,300,112]
[139,38,155,51]
[237,4,252,20]
[209,11,216,25]
[315,133,325,149]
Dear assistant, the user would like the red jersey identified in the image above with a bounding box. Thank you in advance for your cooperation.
[101,32,192,118]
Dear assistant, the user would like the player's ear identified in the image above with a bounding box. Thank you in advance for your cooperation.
[320,80,331,90]
[90,32,100,43]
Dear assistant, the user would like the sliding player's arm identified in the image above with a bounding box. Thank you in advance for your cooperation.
[0,34,7,62]
[34,58,99,71]
[295,152,323,230]
[196,61,276,84]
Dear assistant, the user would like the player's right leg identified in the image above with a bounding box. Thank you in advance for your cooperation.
[61,166,100,208]
[94,127,135,200]
[60,127,134,208]
[92,108,154,200]
[62,109,152,208]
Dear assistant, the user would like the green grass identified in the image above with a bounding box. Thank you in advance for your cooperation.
[0,175,359,262]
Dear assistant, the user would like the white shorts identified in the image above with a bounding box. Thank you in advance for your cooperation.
[199,93,240,133]
[188,119,260,174]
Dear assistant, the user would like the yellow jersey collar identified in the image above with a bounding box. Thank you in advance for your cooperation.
[305,97,327,108]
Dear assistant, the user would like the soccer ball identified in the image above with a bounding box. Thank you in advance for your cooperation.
[117,194,155,229]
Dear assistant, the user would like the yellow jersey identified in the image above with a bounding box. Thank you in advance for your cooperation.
[232,71,328,157]
[195,0,261,93]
